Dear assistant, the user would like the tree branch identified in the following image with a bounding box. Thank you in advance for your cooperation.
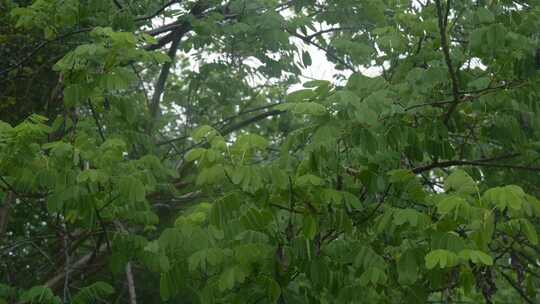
[87,99,106,142]
[157,103,281,146]
[149,30,185,120]
[220,109,284,135]
[0,28,92,77]
[44,243,107,290]
[136,0,181,22]
[148,2,212,120]
[498,269,534,304]
[410,153,540,174]
[125,262,137,304]
[434,0,460,124]
[112,0,123,9]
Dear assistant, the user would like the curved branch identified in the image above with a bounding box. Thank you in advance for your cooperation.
[157,103,282,146]
[135,0,181,22]
[410,153,539,174]
[221,109,284,135]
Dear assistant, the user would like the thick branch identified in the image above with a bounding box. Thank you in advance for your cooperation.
[126,262,137,304]
[44,243,107,290]
[148,2,212,119]
[149,30,185,119]
[146,21,186,37]
[157,103,281,146]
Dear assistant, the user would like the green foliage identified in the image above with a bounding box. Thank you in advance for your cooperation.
[71,282,114,304]
[3,0,540,303]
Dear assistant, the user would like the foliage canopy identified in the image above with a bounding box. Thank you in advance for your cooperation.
[2,0,540,303]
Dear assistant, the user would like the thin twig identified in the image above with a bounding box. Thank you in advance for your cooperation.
[498,269,534,304]
[0,28,91,77]
[87,99,106,142]
[63,224,71,303]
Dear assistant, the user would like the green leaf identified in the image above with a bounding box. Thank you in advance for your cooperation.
[19,286,61,304]
[476,7,494,24]
[284,89,316,103]
[240,208,273,231]
[72,282,114,304]
[388,169,414,184]
[302,50,312,67]
[218,266,248,291]
[303,215,317,239]
[234,134,269,152]
[196,165,225,185]
[276,102,327,116]
[397,250,419,285]
[425,249,459,269]
[482,185,525,211]
[458,250,493,266]
[520,219,538,245]
[296,174,324,187]
[63,84,86,107]
[359,266,387,286]
[436,196,471,220]
[185,148,207,162]
[354,102,378,125]
[303,80,330,88]
[444,170,477,195]
[393,208,425,227]
[119,176,146,202]
[192,125,219,141]
[160,264,185,301]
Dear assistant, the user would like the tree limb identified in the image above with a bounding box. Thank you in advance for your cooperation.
[44,243,107,290]
[87,99,106,142]
[136,0,181,22]
[220,109,284,135]
[410,153,540,174]
[434,0,460,124]
[0,28,92,77]
[149,30,185,120]
[157,103,282,146]
[498,269,534,304]
[125,262,137,304]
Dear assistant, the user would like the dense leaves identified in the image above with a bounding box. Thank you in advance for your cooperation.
[2,0,540,303]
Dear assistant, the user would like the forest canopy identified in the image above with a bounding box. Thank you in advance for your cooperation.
[2,0,540,303]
